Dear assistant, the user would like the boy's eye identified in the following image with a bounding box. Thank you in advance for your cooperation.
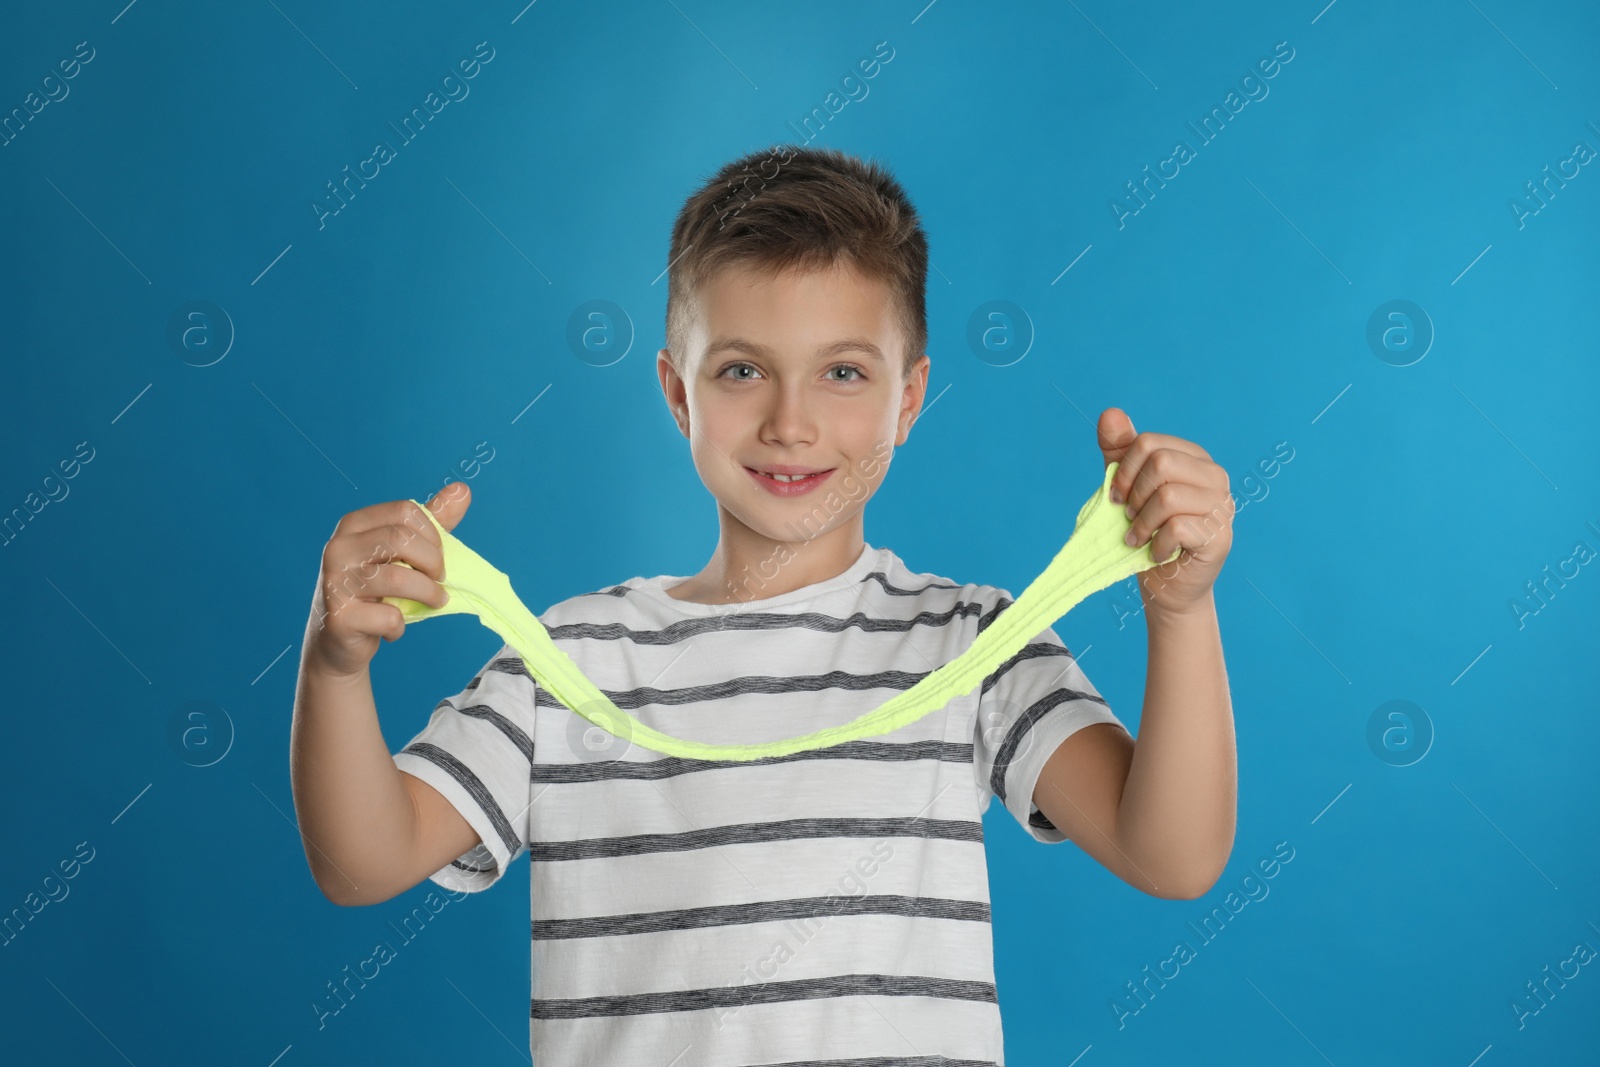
[718,362,865,382]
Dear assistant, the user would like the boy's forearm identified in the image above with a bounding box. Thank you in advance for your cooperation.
[289,632,417,906]
[1115,591,1237,898]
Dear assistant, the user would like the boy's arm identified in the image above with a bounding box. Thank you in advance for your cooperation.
[1032,407,1238,899]
[1033,591,1235,900]
[290,655,481,907]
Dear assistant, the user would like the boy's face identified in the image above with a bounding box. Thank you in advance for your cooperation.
[658,258,930,545]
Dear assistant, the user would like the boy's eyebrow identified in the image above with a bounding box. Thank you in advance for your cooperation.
[703,336,887,364]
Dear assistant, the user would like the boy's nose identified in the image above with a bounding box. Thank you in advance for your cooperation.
[757,390,820,439]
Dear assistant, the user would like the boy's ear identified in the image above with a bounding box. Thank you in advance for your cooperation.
[896,353,931,443]
[657,346,690,435]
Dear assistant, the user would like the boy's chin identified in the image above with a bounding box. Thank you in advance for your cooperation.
[719,500,820,545]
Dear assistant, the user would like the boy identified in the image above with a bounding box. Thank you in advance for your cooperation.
[291,145,1236,1065]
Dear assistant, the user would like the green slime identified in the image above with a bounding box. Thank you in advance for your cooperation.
[385,461,1178,761]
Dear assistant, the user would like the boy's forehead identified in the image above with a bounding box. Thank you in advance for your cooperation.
[688,260,901,359]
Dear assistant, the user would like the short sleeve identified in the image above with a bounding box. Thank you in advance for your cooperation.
[971,589,1127,844]
[392,642,536,892]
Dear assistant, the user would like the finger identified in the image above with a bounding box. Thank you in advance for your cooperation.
[1110,434,1213,505]
[1121,449,1227,519]
[427,480,470,510]
[1125,481,1221,549]
[1145,518,1184,569]
[327,560,448,617]
[333,524,447,587]
[424,482,472,533]
[1147,512,1225,566]
[379,604,406,642]
[334,499,443,552]
[367,560,451,608]
[338,600,407,642]
[1096,407,1137,469]
[321,558,447,620]
[327,506,445,589]
[384,521,446,583]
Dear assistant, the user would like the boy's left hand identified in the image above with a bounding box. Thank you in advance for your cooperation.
[1097,407,1233,616]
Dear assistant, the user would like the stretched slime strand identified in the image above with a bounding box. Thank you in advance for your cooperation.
[385,460,1178,762]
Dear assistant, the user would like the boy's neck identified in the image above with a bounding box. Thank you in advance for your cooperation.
[663,514,868,605]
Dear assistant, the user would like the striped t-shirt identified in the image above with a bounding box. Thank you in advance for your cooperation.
[392,540,1126,1066]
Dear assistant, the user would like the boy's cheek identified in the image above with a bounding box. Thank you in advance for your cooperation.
[835,468,870,501]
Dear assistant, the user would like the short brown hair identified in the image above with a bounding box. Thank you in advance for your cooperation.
[663,144,928,382]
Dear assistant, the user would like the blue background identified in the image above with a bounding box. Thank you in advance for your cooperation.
[3,0,1597,1063]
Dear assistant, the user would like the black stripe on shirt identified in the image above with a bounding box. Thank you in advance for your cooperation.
[546,599,988,646]
[975,641,1088,699]
[531,893,991,940]
[528,739,972,785]
[528,972,998,1020]
[401,741,523,858]
[526,816,983,863]
[975,595,1012,636]
[464,654,540,690]
[862,571,964,597]
[736,1057,995,1067]
[988,687,1106,807]
[435,699,537,764]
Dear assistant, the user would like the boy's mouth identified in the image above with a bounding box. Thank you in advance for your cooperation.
[744,466,834,496]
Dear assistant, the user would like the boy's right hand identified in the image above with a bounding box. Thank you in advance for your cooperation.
[305,483,472,678]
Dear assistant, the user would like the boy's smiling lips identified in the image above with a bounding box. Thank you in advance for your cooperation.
[743,464,835,496]
[746,463,833,476]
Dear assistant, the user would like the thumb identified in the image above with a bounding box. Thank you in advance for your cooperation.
[1096,407,1137,469]
[425,481,472,533]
